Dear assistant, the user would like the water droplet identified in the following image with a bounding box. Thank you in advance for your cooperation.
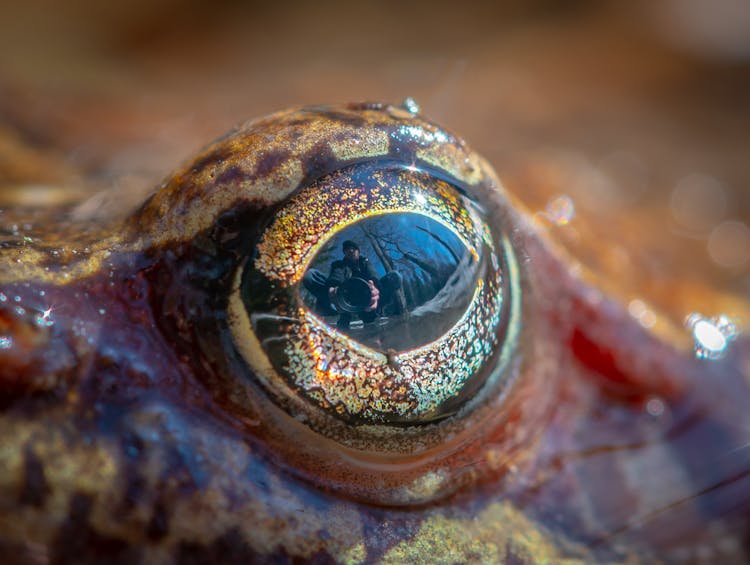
[695,321,727,352]
[545,195,575,226]
[401,97,420,115]
[35,307,55,327]
[645,396,665,417]
[686,313,738,360]
[0,336,12,349]
[628,299,657,328]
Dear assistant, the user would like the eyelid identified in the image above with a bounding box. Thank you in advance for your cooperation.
[128,104,492,250]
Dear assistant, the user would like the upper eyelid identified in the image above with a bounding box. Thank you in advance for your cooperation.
[128,105,492,251]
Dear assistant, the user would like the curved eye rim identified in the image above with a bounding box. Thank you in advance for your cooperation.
[226,161,523,448]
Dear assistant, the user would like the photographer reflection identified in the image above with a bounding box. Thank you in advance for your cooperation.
[303,240,404,330]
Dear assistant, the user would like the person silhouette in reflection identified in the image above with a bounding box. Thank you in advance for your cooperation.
[303,240,404,330]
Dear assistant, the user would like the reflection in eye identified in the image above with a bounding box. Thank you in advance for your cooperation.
[228,161,520,429]
[301,212,472,351]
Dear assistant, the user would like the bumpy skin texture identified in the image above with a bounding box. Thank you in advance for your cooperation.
[0,103,749,564]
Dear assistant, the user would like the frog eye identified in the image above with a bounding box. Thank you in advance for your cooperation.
[227,159,520,435]
[229,162,512,425]
[140,103,525,484]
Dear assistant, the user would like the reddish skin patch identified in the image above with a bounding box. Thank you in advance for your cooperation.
[572,329,634,393]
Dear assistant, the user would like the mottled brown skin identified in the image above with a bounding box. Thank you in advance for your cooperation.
[1,103,749,564]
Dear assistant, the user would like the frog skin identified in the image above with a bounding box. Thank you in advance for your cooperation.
[0,102,749,564]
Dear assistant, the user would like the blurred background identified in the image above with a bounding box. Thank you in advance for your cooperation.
[0,0,748,327]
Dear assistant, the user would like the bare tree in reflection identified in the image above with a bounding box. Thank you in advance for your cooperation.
[359,224,410,312]
[358,221,462,311]
[299,213,478,351]
[415,225,461,264]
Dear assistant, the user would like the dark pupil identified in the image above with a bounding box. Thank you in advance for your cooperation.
[300,212,475,352]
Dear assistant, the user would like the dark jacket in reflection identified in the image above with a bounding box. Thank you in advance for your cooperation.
[327,257,379,288]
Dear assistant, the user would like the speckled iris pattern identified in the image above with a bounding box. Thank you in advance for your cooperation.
[241,162,509,424]
[255,166,483,285]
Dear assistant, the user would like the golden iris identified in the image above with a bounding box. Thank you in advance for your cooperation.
[228,160,519,426]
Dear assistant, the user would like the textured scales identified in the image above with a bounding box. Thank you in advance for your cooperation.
[0,103,749,564]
